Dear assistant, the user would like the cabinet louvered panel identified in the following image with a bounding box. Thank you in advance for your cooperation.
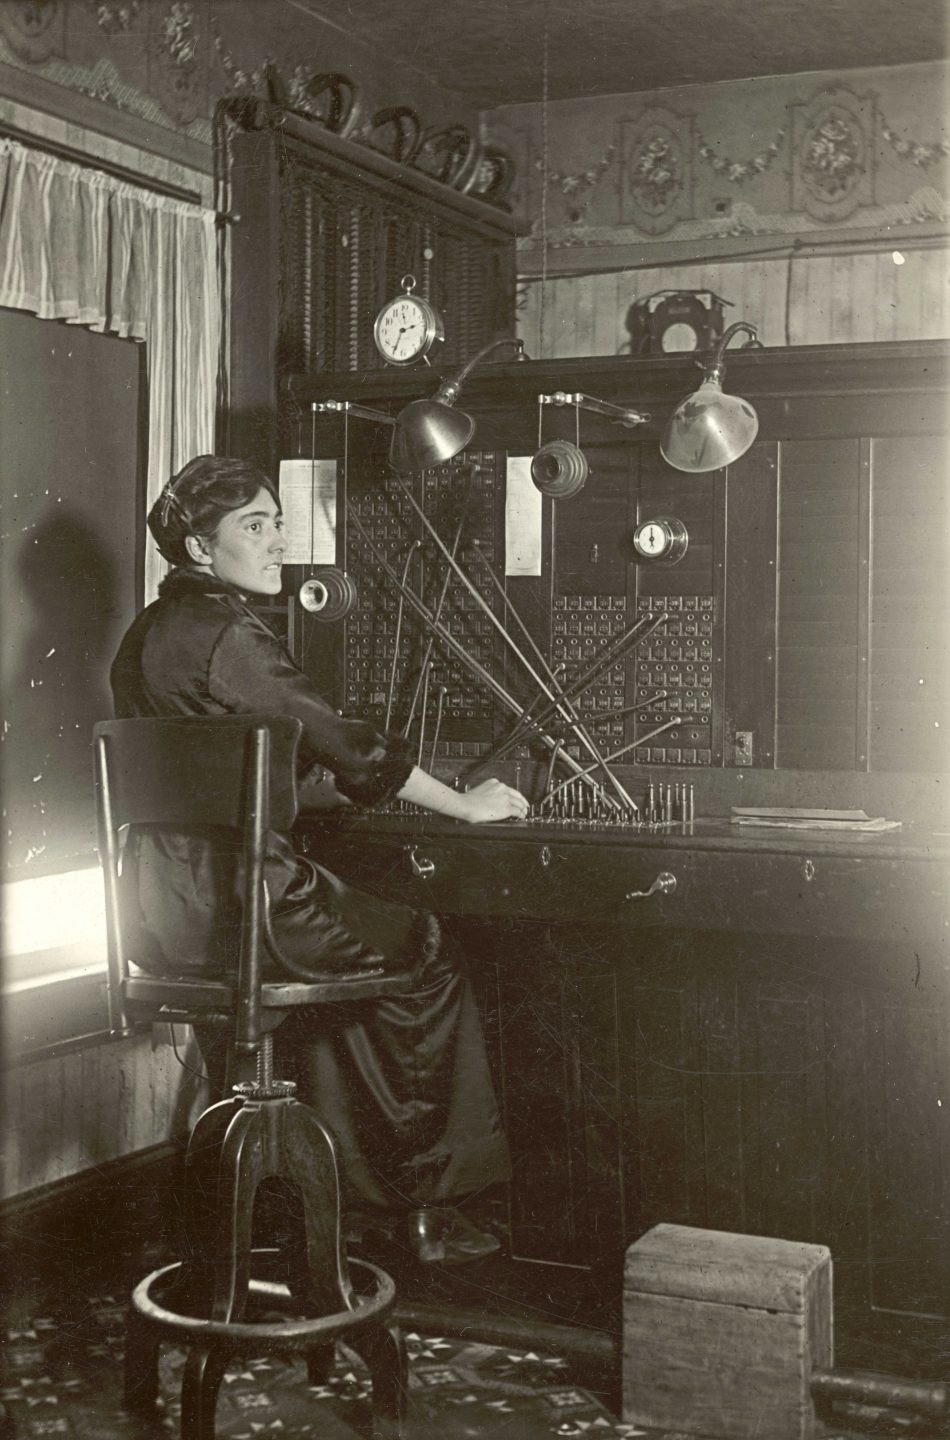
[280,167,387,375]
[275,146,515,378]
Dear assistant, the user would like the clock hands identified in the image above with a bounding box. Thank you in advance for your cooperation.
[395,323,420,357]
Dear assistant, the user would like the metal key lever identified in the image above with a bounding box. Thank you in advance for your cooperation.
[625,871,677,901]
[405,845,436,879]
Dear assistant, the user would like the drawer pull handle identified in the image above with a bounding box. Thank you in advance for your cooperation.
[625,871,677,901]
[406,846,436,879]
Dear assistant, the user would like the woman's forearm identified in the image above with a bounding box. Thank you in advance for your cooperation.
[397,766,529,824]
[397,766,470,819]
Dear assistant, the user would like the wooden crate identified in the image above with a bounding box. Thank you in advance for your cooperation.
[623,1224,832,1440]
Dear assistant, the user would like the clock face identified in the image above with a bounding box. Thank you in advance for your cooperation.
[373,293,442,366]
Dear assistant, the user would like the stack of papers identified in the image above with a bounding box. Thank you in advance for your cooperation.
[730,807,902,833]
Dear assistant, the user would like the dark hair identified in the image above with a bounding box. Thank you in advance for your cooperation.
[147,455,281,567]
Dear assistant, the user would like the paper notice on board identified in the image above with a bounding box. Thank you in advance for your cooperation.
[505,456,543,576]
[278,459,338,565]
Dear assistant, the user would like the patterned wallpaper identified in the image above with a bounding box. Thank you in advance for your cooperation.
[3,3,945,262]
[487,61,950,266]
[0,0,478,165]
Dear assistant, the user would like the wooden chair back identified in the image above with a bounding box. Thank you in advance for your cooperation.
[93,714,302,1055]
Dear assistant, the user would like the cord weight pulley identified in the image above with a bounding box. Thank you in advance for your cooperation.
[530,394,589,498]
[297,403,358,622]
[298,567,358,619]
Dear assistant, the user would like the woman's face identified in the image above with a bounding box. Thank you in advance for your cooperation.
[189,487,285,594]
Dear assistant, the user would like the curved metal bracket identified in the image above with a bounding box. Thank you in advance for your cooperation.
[405,845,436,879]
[625,871,677,901]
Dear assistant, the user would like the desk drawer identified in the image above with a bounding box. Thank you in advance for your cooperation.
[308,830,948,953]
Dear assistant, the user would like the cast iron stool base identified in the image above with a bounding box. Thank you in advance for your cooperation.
[123,1076,407,1440]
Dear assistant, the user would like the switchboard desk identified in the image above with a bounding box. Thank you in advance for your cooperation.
[300,811,950,1368]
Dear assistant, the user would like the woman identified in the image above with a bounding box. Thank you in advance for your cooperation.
[111,454,528,1263]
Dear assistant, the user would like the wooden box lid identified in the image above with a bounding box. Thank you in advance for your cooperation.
[624,1224,831,1314]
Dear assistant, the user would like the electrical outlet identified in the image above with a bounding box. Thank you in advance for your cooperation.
[734,730,754,767]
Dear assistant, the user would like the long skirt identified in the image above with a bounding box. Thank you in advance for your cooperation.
[126,828,510,1216]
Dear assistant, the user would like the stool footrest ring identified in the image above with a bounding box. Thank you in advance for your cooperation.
[132,1256,396,1353]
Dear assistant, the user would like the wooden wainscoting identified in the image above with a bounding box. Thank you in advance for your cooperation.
[1,1032,203,1202]
[517,246,950,357]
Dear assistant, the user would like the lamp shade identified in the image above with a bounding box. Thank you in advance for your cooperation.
[389,336,526,473]
[660,376,759,473]
[389,397,476,472]
[660,319,761,473]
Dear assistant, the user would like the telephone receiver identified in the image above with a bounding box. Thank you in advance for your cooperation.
[368,106,423,165]
[301,72,363,140]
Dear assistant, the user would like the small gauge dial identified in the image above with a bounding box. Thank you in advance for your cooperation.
[632,516,689,565]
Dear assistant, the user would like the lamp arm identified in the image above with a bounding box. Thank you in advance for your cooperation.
[539,390,651,428]
[312,400,396,426]
[437,336,527,403]
[704,321,761,383]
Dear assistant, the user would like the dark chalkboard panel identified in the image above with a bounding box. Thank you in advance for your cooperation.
[1,308,144,878]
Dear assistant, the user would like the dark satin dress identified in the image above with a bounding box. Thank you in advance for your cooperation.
[110,567,509,1215]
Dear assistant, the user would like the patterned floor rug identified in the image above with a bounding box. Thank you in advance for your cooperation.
[1,1234,940,1440]
[2,1291,942,1440]
[1,1286,638,1440]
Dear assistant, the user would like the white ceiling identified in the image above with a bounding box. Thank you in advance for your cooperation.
[294,0,949,106]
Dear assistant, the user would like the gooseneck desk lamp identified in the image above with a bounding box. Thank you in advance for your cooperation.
[311,336,528,474]
[660,320,762,474]
[389,336,528,472]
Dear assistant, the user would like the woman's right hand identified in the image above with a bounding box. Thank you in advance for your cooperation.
[458,777,529,824]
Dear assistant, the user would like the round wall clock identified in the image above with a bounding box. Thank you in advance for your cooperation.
[373,274,444,366]
[632,516,689,565]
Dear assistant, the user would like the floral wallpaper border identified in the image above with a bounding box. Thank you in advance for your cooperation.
[0,6,212,143]
[495,74,949,256]
[619,106,693,235]
[791,84,874,221]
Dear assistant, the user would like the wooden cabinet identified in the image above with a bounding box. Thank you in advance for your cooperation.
[302,815,950,1369]
[223,107,517,471]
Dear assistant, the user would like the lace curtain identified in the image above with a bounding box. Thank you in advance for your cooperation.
[0,137,219,599]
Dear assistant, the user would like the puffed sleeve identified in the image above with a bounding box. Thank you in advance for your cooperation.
[207,614,415,807]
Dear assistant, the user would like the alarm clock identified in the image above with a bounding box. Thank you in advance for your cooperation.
[632,516,689,565]
[373,273,444,366]
[628,291,728,356]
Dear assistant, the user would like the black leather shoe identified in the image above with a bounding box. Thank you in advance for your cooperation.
[406,1207,501,1266]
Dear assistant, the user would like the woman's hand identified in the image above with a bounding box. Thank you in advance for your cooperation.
[396,765,528,823]
[458,777,529,824]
